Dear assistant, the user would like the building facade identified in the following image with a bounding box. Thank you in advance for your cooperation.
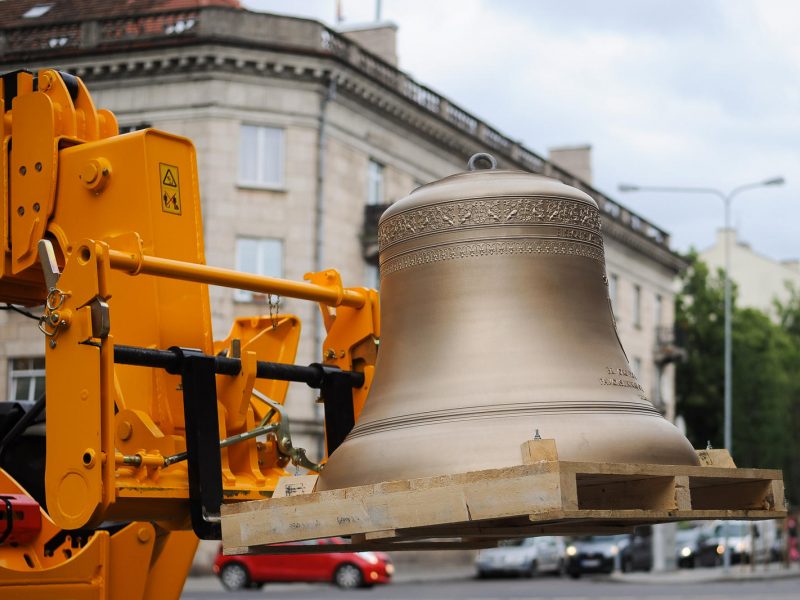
[0,1,686,456]
[701,229,800,318]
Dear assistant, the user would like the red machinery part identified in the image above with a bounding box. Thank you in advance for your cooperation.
[0,494,42,545]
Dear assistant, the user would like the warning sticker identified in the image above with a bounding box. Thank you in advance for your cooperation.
[159,163,181,215]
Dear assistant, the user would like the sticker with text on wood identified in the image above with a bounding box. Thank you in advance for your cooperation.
[159,163,181,215]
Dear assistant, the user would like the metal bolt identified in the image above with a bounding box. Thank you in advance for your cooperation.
[17,206,24,216]
[136,527,152,543]
[82,449,96,468]
[33,202,40,212]
[35,162,42,172]
[118,420,133,441]
[19,166,26,176]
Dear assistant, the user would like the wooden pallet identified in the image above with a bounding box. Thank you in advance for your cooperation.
[221,440,785,555]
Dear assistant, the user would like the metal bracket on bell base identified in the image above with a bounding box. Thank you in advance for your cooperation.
[167,347,224,540]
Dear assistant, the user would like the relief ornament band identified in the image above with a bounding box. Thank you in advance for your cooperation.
[379,196,604,274]
[378,195,602,251]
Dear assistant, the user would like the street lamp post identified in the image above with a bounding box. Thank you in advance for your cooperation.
[618,177,784,571]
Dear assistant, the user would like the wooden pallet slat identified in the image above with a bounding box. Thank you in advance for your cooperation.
[221,440,786,555]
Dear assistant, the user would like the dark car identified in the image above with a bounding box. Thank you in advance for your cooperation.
[619,526,653,572]
[213,537,393,591]
[676,526,703,568]
[565,535,624,578]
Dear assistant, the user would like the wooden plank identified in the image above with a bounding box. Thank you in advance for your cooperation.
[674,475,692,510]
[696,449,736,468]
[559,460,779,481]
[225,539,496,556]
[272,475,318,498]
[520,439,558,464]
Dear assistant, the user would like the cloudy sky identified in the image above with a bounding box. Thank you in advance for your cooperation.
[244,0,799,261]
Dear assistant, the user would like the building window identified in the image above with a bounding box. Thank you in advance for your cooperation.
[654,293,663,326]
[633,284,642,328]
[367,159,384,206]
[8,357,45,402]
[608,273,619,318]
[234,238,283,302]
[239,125,284,188]
[632,357,642,380]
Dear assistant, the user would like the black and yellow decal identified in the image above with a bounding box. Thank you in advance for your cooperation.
[159,163,181,215]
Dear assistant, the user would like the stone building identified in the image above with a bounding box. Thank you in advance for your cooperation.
[701,229,800,318]
[0,0,686,458]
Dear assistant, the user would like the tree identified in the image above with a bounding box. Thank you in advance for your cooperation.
[773,284,800,504]
[674,252,726,449]
[675,253,799,503]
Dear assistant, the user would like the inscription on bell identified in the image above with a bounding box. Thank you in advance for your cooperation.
[606,367,635,377]
[600,367,644,392]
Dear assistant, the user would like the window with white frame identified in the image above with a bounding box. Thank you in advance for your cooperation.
[8,357,45,402]
[633,284,642,328]
[367,159,384,206]
[234,238,283,302]
[239,125,284,188]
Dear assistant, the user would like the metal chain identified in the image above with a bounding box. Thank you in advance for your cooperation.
[38,287,70,347]
[267,293,280,329]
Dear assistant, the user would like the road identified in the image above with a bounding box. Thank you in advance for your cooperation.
[182,574,799,600]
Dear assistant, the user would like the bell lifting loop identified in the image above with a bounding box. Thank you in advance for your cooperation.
[467,152,498,171]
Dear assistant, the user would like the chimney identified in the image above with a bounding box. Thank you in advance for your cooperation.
[548,145,593,185]
[339,22,398,66]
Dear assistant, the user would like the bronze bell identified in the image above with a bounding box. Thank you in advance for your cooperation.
[318,154,698,491]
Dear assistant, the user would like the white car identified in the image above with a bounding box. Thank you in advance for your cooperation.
[475,537,565,578]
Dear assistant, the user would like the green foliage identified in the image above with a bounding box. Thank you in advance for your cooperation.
[675,252,800,503]
[675,251,725,449]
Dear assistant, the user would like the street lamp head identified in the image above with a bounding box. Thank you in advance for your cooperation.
[618,183,640,192]
[762,176,785,186]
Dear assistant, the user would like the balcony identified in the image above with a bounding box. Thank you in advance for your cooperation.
[654,326,687,366]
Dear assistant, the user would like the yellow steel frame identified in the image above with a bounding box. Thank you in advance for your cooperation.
[0,69,379,597]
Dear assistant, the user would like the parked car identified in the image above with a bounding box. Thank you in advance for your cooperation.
[475,536,565,578]
[213,537,393,591]
[675,526,704,568]
[565,535,625,578]
[695,521,771,567]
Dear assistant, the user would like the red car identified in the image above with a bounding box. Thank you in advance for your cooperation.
[213,537,394,591]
